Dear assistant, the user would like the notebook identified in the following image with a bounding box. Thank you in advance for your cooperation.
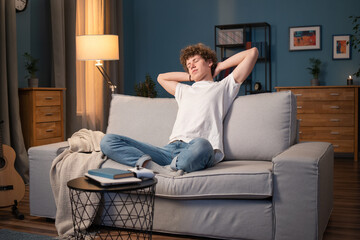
[85,173,141,186]
[88,168,135,179]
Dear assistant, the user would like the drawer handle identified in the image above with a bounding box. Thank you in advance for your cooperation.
[298,119,302,121]
[330,93,340,96]
[45,97,53,100]
[333,145,339,148]
[299,131,302,134]
[297,106,302,109]
[45,113,53,116]
[330,106,340,109]
[330,132,340,135]
[330,119,340,122]
[46,129,54,132]
[295,94,303,97]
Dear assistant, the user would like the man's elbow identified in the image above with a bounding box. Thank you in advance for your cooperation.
[157,74,164,84]
[251,47,259,59]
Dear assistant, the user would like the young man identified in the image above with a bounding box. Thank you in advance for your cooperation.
[101,43,258,174]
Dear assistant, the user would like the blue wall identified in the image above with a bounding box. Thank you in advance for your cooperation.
[16,1,30,87]
[16,0,360,96]
[16,0,51,88]
[123,0,360,97]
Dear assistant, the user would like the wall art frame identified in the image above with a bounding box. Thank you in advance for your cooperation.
[332,34,351,60]
[289,25,321,51]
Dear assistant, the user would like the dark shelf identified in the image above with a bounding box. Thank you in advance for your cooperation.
[215,44,245,48]
[215,22,271,95]
[248,90,272,94]
[215,22,270,30]
[257,57,268,62]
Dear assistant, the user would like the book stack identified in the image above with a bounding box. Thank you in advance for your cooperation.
[88,168,135,179]
[85,168,141,186]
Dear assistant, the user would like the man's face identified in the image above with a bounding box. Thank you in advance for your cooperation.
[186,55,213,81]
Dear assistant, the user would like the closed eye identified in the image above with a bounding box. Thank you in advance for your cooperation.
[187,58,199,68]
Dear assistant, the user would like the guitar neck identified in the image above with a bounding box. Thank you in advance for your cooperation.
[0,120,3,159]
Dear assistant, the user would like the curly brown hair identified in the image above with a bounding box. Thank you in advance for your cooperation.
[180,43,218,75]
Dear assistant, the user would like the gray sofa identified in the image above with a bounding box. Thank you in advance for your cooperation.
[29,91,333,240]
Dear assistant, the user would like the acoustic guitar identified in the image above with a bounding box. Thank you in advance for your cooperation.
[0,121,25,211]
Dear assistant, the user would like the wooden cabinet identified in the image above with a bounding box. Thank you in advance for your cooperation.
[276,86,359,161]
[19,88,65,149]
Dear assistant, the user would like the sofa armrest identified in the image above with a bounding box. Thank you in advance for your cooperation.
[28,141,69,218]
[272,142,333,240]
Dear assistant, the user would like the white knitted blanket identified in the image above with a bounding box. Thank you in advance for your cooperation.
[50,129,106,238]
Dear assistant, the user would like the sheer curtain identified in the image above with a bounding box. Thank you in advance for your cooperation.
[76,0,107,131]
[51,0,123,136]
[0,0,29,182]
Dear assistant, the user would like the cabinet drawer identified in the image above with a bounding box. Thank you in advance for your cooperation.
[34,137,64,147]
[35,122,62,140]
[299,127,354,140]
[298,114,354,127]
[35,91,61,106]
[331,140,354,153]
[290,88,354,101]
[35,106,61,122]
[297,101,354,114]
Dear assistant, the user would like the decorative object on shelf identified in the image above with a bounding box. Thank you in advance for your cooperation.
[134,74,157,98]
[254,82,262,92]
[349,16,360,77]
[289,25,321,51]
[215,22,271,95]
[333,35,351,60]
[15,0,28,12]
[307,58,321,86]
[23,52,39,88]
[76,34,119,94]
[217,28,244,46]
[347,75,353,85]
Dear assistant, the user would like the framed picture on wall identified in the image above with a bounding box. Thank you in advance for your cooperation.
[332,35,351,60]
[289,25,321,51]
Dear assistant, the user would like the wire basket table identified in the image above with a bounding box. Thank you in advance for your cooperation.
[67,177,157,240]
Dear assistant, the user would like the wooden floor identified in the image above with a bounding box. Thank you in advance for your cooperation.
[322,158,360,240]
[0,157,359,240]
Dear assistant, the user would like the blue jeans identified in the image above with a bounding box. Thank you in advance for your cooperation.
[100,134,215,173]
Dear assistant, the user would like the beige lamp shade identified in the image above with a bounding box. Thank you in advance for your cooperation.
[76,34,119,61]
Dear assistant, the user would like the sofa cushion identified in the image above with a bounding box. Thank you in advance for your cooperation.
[107,94,177,147]
[224,91,297,161]
[102,159,273,200]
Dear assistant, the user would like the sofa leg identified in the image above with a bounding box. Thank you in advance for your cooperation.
[46,218,55,222]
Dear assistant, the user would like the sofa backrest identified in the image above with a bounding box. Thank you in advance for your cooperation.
[106,91,297,161]
[223,91,297,160]
[106,94,177,147]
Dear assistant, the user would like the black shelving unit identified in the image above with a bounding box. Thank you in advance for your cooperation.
[215,22,271,95]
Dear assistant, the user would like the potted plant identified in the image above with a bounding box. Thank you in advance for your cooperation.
[134,74,157,98]
[23,52,39,87]
[307,58,321,86]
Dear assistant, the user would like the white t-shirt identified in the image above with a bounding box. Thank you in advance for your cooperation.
[169,73,241,164]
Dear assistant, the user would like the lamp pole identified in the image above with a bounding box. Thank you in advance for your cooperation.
[95,60,117,94]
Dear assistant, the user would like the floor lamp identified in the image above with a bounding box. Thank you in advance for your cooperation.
[76,34,119,94]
